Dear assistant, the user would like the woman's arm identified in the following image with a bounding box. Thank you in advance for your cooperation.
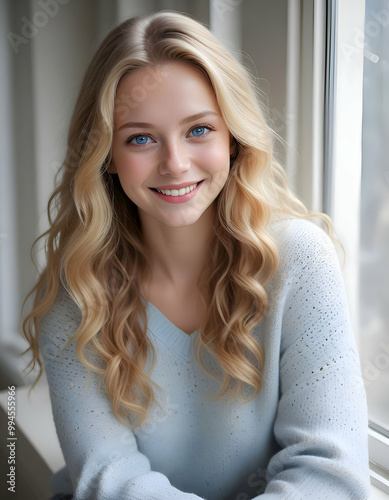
[259,219,370,499]
[39,287,205,500]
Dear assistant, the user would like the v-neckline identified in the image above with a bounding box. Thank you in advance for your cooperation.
[145,301,198,360]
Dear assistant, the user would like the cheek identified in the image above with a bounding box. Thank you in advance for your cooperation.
[199,144,230,174]
[113,152,149,186]
[198,148,230,197]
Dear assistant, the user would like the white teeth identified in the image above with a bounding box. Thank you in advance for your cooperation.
[156,183,198,196]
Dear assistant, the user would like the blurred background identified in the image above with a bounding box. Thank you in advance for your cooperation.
[0,0,388,498]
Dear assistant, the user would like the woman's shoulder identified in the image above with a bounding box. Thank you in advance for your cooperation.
[268,214,329,239]
[267,215,340,276]
[268,215,335,250]
[39,284,82,341]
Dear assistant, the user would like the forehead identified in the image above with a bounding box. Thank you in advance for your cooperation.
[114,62,220,125]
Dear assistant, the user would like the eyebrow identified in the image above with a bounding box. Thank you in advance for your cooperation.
[117,111,220,131]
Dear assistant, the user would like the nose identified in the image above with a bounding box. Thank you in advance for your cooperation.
[158,139,190,177]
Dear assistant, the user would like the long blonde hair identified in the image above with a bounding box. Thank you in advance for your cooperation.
[23,11,335,428]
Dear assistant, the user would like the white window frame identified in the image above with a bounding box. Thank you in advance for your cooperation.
[326,0,389,494]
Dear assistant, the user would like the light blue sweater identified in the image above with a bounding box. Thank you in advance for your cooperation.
[39,218,370,499]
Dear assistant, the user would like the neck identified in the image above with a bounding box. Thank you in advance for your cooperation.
[140,206,214,290]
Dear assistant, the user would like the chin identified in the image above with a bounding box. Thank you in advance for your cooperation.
[162,216,202,228]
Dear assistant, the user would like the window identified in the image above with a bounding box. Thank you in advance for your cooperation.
[326,0,389,493]
[360,0,389,439]
[360,0,389,492]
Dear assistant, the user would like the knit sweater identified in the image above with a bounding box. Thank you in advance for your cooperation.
[39,217,371,500]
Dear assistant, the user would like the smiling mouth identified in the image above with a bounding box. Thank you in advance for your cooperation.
[150,181,202,197]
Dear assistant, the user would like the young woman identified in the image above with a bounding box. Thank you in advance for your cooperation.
[23,11,370,500]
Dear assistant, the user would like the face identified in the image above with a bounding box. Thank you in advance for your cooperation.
[111,62,233,230]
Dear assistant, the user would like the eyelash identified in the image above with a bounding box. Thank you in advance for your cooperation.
[188,124,214,137]
[125,123,215,146]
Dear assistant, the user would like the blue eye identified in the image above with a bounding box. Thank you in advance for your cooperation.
[128,135,152,145]
[189,126,209,137]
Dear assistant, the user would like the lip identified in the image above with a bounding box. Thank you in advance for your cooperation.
[151,180,203,190]
[150,180,203,204]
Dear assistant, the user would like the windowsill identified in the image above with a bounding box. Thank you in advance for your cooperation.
[370,484,389,499]
[0,376,388,499]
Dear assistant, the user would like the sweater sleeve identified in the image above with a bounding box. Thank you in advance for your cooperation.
[259,220,370,499]
[39,287,205,500]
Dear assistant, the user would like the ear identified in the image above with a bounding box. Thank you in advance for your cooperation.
[109,160,117,174]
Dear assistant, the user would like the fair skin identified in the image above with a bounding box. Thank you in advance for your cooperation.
[111,62,234,332]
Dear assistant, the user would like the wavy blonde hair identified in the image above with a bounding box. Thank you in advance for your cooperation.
[23,11,336,428]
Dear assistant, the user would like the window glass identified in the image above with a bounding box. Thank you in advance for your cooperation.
[360,0,389,436]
